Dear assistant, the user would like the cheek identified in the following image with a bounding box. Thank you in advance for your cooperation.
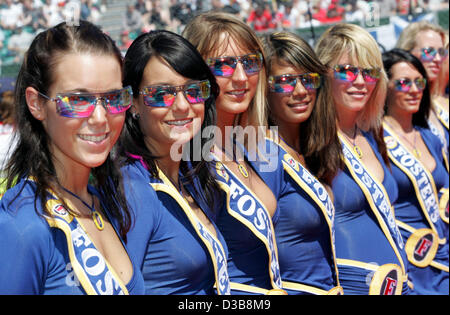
[108,114,126,144]
[330,80,346,104]
[140,109,167,137]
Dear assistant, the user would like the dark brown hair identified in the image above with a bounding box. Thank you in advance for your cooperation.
[5,21,132,240]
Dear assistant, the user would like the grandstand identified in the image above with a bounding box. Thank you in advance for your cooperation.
[0,0,449,83]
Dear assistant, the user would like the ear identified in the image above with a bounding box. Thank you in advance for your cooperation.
[25,86,46,121]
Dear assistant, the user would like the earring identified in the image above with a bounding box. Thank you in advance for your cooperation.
[132,112,140,120]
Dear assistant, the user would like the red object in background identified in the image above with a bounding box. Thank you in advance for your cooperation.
[313,0,344,23]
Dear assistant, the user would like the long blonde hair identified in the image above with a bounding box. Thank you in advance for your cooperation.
[396,21,447,52]
[315,23,389,165]
[315,23,387,132]
[182,11,268,129]
[396,21,447,97]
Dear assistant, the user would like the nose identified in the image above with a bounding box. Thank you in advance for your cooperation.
[172,91,190,113]
[88,98,108,123]
[409,81,420,93]
[231,61,248,82]
[292,79,308,97]
[353,71,366,85]
[433,52,443,64]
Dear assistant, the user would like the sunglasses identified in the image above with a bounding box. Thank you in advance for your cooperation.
[38,86,133,118]
[418,47,449,62]
[393,77,427,92]
[333,65,381,83]
[139,80,211,107]
[206,52,263,77]
[268,73,321,93]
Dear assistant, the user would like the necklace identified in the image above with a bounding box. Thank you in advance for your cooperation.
[213,145,249,178]
[62,187,105,231]
[342,126,363,159]
[384,119,421,159]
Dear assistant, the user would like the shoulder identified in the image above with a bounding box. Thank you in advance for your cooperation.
[120,161,164,224]
[0,181,56,293]
[0,179,54,241]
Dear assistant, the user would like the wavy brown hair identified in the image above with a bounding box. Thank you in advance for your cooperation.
[260,31,342,185]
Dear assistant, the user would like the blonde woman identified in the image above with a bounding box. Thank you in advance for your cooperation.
[183,12,285,295]
[397,21,448,172]
[315,23,411,295]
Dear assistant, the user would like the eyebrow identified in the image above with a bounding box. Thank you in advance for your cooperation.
[57,87,123,95]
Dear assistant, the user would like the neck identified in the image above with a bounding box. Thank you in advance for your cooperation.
[337,108,358,138]
[278,122,301,152]
[385,108,413,132]
[55,164,91,202]
[156,155,181,189]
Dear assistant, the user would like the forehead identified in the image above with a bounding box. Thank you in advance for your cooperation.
[390,61,422,78]
[51,53,122,93]
[141,55,189,86]
[209,32,254,58]
[270,58,305,75]
[415,30,444,49]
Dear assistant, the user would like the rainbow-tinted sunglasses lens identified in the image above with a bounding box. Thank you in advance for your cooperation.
[394,77,427,92]
[269,73,321,93]
[39,86,133,118]
[140,80,211,107]
[420,47,449,62]
[333,65,381,83]
[206,52,263,77]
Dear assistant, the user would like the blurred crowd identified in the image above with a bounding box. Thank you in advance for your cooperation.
[0,0,106,66]
[119,0,449,34]
[1,0,449,65]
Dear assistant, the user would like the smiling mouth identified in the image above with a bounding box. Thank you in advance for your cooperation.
[288,101,309,107]
[166,118,193,126]
[347,91,367,96]
[227,89,247,96]
[78,133,108,142]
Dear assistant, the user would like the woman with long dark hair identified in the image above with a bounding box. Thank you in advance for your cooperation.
[258,31,343,295]
[117,30,230,295]
[382,48,449,294]
[0,21,143,294]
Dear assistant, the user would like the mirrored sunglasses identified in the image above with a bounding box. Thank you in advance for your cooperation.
[139,80,211,107]
[419,47,449,62]
[38,86,133,118]
[206,52,263,77]
[393,77,427,92]
[333,64,381,83]
[268,73,321,93]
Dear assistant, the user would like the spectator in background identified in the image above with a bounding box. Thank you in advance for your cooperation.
[0,90,16,171]
[122,3,143,33]
[42,0,65,27]
[0,0,23,30]
[247,0,274,32]
[118,30,133,52]
[135,0,151,27]
[147,0,169,30]
[7,27,35,63]
[21,0,47,31]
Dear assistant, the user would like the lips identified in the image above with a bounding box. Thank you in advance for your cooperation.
[226,89,248,99]
[78,133,108,143]
[165,118,193,126]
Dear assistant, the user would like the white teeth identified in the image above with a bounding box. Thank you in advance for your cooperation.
[79,134,107,142]
[228,90,245,95]
[166,119,192,126]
